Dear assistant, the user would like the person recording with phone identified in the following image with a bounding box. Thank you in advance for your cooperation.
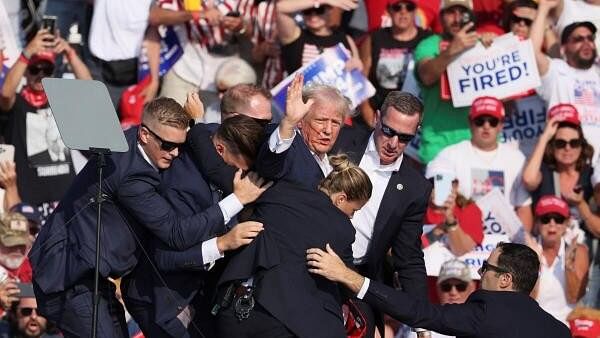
[0,25,91,223]
[423,165,483,257]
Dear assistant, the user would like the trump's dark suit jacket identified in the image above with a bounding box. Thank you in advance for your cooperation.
[218,181,354,338]
[332,126,431,297]
[29,127,226,295]
[364,281,571,338]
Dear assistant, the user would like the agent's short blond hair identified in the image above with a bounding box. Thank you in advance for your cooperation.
[141,97,190,129]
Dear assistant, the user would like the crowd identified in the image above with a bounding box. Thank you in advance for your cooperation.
[0,0,599,337]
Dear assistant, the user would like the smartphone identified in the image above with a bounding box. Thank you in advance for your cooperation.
[0,144,15,164]
[460,11,476,33]
[41,15,57,35]
[226,11,241,17]
[16,282,35,297]
[433,173,454,207]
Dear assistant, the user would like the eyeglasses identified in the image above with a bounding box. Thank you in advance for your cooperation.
[510,14,533,27]
[141,123,185,152]
[478,260,509,277]
[439,281,468,292]
[302,5,330,16]
[540,213,567,225]
[569,35,595,44]
[388,2,416,12]
[553,138,582,149]
[27,64,54,76]
[472,116,500,128]
[19,307,38,317]
[380,123,415,143]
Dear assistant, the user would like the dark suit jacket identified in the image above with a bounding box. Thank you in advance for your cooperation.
[255,125,324,189]
[332,126,431,297]
[364,282,571,338]
[218,181,354,338]
[121,145,222,332]
[29,127,226,294]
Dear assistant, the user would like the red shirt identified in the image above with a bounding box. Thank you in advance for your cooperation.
[423,203,484,245]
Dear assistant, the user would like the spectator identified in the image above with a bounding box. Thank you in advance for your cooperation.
[9,203,41,238]
[276,0,363,75]
[250,0,284,89]
[532,0,600,164]
[0,283,60,338]
[0,212,33,284]
[398,259,478,338]
[530,195,589,325]
[427,96,533,232]
[522,104,594,219]
[201,57,258,124]
[0,161,20,213]
[553,0,600,56]
[501,0,539,40]
[423,165,484,256]
[0,28,91,220]
[414,0,479,164]
[568,307,600,338]
[155,0,254,106]
[359,0,431,128]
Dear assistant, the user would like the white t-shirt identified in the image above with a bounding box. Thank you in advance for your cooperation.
[536,240,574,326]
[426,140,531,208]
[89,0,153,61]
[396,326,453,338]
[556,0,600,52]
[537,58,600,164]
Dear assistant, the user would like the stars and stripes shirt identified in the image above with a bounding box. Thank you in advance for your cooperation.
[252,0,284,89]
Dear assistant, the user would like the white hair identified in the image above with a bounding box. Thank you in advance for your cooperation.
[215,58,257,88]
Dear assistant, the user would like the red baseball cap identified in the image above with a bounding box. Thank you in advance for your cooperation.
[570,318,600,338]
[535,195,570,218]
[548,103,580,126]
[388,0,416,4]
[469,96,505,120]
[30,51,56,65]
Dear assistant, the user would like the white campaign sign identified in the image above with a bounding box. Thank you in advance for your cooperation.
[475,188,523,238]
[447,33,541,107]
[423,233,509,280]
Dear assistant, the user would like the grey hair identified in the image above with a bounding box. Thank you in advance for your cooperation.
[302,84,353,118]
[380,91,424,123]
[215,58,257,88]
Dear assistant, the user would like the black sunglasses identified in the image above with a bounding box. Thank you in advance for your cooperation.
[19,307,38,317]
[141,123,185,152]
[439,281,468,292]
[553,138,582,149]
[472,116,500,128]
[302,5,330,16]
[510,14,533,26]
[380,123,415,143]
[569,35,595,44]
[27,64,54,76]
[478,260,509,276]
[540,213,567,225]
[389,2,416,12]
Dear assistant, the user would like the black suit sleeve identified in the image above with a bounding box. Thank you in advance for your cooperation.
[363,279,484,336]
[117,172,225,250]
[153,241,208,272]
[391,182,432,297]
[187,124,236,195]
[255,125,295,181]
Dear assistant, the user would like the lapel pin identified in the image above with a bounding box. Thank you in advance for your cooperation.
[396,183,404,191]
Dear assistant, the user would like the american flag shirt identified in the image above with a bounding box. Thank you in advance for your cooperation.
[252,0,284,89]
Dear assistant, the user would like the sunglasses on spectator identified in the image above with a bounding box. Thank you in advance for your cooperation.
[388,2,416,12]
[553,138,582,149]
[27,64,54,76]
[540,213,567,225]
[510,14,533,26]
[19,307,39,317]
[141,123,185,152]
[478,260,509,277]
[380,123,415,143]
[302,5,330,16]
[472,116,500,128]
[439,281,468,292]
[569,35,595,44]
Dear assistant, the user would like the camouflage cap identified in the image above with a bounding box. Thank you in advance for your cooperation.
[0,212,30,247]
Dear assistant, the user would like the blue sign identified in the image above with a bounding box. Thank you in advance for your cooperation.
[138,26,183,81]
[270,43,375,119]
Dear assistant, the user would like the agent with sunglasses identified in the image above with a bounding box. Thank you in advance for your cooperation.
[427,96,534,231]
[526,195,589,325]
[307,241,571,338]
[532,0,600,165]
[0,28,91,224]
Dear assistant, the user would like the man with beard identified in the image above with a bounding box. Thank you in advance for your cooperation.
[0,212,32,285]
[0,284,60,338]
[532,0,600,164]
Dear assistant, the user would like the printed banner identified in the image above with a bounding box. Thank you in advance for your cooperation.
[137,26,183,81]
[475,188,523,237]
[447,33,541,107]
[270,43,376,119]
[423,233,509,280]
[501,95,546,157]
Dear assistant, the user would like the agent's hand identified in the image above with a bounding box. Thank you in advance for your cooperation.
[233,170,273,205]
[306,244,347,282]
[183,91,204,120]
[216,221,264,252]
